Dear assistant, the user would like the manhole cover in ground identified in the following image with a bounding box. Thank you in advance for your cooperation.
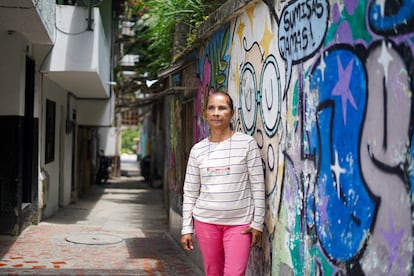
[65,232,123,245]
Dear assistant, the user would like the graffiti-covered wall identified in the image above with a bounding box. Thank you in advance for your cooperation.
[194,0,413,275]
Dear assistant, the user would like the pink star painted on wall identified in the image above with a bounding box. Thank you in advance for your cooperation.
[380,212,405,274]
[331,56,357,125]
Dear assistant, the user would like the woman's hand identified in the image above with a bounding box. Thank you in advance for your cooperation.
[241,227,262,248]
[180,234,194,251]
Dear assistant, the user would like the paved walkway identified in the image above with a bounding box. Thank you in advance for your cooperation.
[0,155,203,275]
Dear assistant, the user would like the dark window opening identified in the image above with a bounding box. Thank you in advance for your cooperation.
[45,100,56,164]
[56,0,77,5]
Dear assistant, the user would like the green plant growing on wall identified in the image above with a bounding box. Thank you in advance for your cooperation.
[125,0,222,78]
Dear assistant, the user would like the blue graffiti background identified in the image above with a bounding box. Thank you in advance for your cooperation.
[368,0,414,35]
[306,47,377,261]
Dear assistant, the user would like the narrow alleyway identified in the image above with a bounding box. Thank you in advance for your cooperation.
[0,155,203,276]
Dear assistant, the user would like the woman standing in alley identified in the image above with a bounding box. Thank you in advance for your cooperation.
[180,92,265,276]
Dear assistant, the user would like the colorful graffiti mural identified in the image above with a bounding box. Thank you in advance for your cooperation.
[193,0,414,275]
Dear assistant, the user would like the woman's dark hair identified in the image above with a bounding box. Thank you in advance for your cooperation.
[207,91,234,110]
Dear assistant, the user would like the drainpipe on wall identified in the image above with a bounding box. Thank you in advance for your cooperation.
[87,0,93,31]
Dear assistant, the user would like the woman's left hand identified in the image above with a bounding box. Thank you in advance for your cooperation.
[241,227,262,248]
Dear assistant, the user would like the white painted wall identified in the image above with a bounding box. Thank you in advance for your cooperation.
[0,32,26,116]
[37,3,114,218]
[51,6,105,72]
[41,77,72,217]
[0,29,69,220]
[44,5,111,99]
[77,96,114,126]
[97,126,117,156]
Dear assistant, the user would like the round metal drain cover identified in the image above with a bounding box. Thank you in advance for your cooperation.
[65,232,123,245]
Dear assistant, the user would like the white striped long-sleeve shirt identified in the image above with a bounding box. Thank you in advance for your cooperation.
[181,132,265,234]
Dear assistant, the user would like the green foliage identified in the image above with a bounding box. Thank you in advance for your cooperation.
[126,0,221,77]
[121,128,140,154]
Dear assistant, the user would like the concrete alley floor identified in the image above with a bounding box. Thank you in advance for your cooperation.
[0,154,203,275]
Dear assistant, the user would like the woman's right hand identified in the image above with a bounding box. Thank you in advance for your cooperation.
[180,234,194,251]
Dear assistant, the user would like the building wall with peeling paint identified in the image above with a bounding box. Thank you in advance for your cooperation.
[191,0,414,275]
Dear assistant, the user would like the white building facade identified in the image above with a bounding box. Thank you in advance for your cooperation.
[0,0,119,235]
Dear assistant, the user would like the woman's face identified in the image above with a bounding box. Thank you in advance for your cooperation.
[206,94,234,130]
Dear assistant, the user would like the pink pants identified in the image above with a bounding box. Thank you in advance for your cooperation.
[194,220,252,276]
